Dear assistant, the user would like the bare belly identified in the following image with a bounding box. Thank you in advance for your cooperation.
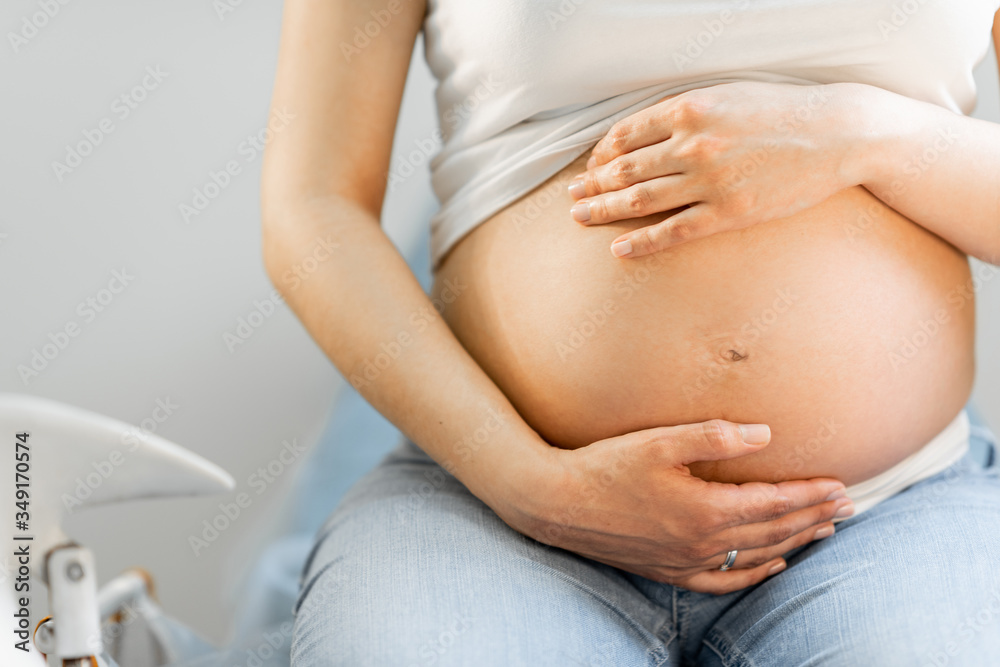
[432,152,975,486]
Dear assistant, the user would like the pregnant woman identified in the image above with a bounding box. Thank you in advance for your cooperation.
[263,1,1000,664]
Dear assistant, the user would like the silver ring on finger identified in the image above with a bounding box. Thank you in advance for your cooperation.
[719,549,738,571]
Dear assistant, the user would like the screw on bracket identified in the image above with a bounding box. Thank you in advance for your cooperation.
[65,561,84,581]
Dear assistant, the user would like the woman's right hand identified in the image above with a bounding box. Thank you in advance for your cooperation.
[494,419,854,594]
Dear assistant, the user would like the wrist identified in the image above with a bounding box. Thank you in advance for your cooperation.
[821,82,897,190]
[467,429,567,537]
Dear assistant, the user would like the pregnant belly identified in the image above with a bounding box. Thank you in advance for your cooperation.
[432,152,975,486]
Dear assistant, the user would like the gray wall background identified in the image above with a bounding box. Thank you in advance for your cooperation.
[1,0,998,649]
[0,0,436,647]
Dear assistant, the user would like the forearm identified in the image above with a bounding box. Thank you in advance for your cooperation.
[839,82,1000,263]
[262,194,552,510]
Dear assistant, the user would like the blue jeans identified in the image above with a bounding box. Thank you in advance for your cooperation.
[291,418,1000,666]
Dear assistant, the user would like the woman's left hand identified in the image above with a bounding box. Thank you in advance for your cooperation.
[568,81,867,258]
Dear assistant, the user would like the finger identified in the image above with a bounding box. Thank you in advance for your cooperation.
[652,420,774,467]
[571,144,685,199]
[705,506,853,567]
[680,557,788,595]
[590,104,673,166]
[710,521,836,569]
[716,496,853,550]
[710,478,850,529]
[609,205,719,258]
[571,176,694,226]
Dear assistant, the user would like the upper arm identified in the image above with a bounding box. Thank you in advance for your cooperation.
[261,0,426,219]
[994,9,1000,83]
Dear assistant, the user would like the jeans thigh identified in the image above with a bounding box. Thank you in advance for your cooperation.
[697,440,1000,666]
[291,440,676,667]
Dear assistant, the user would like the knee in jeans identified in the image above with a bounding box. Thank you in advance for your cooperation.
[291,604,477,666]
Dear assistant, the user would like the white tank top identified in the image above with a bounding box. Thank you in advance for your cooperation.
[421,0,999,269]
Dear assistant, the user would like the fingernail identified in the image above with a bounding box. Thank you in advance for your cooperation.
[825,488,847,501]
[814,525,835,539]
[610,239,632,257]
[568,176,587,199]
[834,501,855,519]
[571,201,591,223]
[768,561,786,576]
[738,423,770,445]
[586,155,597,169]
